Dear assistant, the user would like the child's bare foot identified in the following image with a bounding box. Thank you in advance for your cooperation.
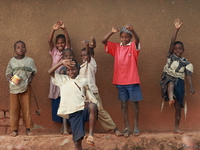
[26,129,33,136]
[63,131,69,135]
[122,128,131,137]
[114,128,122,136]
[10,130,18,137]
[174,130,184,134]
[169,99,175,107]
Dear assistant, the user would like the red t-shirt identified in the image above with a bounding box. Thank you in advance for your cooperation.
[105,41,140,85]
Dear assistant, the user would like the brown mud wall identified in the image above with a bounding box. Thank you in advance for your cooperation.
[0,0,200,133]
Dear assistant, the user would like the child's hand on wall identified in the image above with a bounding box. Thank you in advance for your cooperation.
[111,27,119,33]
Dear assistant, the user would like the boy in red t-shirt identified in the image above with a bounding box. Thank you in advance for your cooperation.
[101,24,143,137]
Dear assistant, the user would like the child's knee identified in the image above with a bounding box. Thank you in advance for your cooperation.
[121,101,128,108]
[88,103,97,111]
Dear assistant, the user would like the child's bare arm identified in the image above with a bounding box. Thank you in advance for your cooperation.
[60,21,71,48]
[81,39,91,62]
[90,36,96,49]
[28,72,36,84]
[6,74,12,82]
[48,22,60,51]
[169,18,183,54]
[101,27,119,45]
[186,75,195,95]
[48,61,63,77]
[125,24,140,48]
[48,60,75,77]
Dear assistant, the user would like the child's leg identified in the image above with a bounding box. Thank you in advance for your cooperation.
[121,101,130,130]
[10,93,21,136]
[62,117,69,135]
[174,100,183,134]
[20,86,34,132]
[94,93,122,135]
[87,103,98,136]
[132,101,140,135]
[75,139,83,150]
[168,82,175,106]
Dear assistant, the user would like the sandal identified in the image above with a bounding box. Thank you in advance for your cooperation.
[87,135,95,146]
[10,131,18,137]
[114,128,123,137]
[122,128,131,137]
[169,99,175,107]
[133,129,140,136]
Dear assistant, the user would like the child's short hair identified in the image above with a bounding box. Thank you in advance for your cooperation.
[175,41,184,49]
[120,27,133,37]
[56,34,66,43]
[62,48,74,56]
[81,47,94,56]
[14,41,26,49]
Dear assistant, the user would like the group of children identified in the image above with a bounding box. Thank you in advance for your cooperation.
[5,19,195,150]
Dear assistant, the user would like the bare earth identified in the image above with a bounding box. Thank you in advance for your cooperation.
[1,131,200,150]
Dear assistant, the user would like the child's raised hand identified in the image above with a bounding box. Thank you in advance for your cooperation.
[89,36,95,46]
[111,27,119,33]
[62,59,75,68]
[60,21,65,29]
[125,24,133,31]
[174,18,183,29]
[53,22,60,30]
[81,39,90,45]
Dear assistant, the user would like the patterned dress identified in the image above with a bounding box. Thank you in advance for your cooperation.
[160,53,193,107]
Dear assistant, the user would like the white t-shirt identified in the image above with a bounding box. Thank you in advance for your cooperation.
[52,73,98,118]
[79,57,98,93]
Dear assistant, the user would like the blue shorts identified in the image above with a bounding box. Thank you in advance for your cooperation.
[68,107,90,142]
[116,84,143,102]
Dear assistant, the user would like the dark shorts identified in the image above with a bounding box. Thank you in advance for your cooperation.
[52,97,63,123]
[116,84,142,102]
[68,107,90,142]
[116,84,143,102]
[160,73,184,107]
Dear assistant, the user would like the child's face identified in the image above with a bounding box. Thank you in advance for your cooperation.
[15,42,26,56]
[173,43,184,57]
[81,50,89,62]
[120,32,132,46]
[56,38,66,52]
[66,66,78,79]
[62,51,74,59]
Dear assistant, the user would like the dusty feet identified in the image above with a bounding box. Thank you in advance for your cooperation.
[122,128,131,137]
[174,130,184,134]
[87,135,95,146]
[133,129,140,136]
[10,130,18,137]
[114,128,123,136]
[169,99,175,107]
[26,129,33,136]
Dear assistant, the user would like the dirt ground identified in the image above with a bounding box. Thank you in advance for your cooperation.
[1,131,200,150]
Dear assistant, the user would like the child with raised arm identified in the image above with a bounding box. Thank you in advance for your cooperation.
[48,21,71,126]
[80,39,122,136]
[6,41,37,137]
[48,59,98,150]
[101,24,143,137]
[160,19,195,134]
